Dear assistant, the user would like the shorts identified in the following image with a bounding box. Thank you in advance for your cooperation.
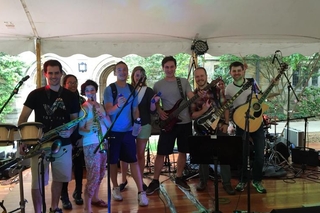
[137,124,152,139]
[157,122,192,155]
[109,131,137,164]
[30,144,72,189]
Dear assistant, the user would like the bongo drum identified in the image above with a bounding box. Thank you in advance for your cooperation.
[18,122,44,145]
[0,124,17,146]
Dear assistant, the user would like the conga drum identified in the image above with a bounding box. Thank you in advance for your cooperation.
[0,124,17,146]
[18,122,44,145]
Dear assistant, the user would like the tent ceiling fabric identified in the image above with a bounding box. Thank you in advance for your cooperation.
[0,0,319,57]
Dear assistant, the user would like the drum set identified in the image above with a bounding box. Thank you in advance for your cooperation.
[262,114,291,170]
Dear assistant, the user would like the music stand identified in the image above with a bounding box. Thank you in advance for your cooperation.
[188,135,243,213]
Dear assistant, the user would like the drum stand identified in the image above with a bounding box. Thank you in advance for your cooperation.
[0,158,28,213]
[264,133,297,174]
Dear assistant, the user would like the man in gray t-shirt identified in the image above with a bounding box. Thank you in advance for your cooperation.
[146,56,194,195]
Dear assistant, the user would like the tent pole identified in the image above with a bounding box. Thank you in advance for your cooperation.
[36,38,42,88]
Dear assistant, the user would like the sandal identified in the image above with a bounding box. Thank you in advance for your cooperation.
[91,199,108,208]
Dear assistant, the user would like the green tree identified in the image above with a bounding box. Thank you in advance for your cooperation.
[124,53,195,88]
[0,52,25,122]
[296,86,320,117]
[216,53,320,119]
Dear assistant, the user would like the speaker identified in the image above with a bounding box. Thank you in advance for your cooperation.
[270,206,320,212]
[291,147,320,167]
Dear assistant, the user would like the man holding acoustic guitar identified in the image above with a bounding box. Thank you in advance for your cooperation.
[146,56,194,194]
[225,61,267,194]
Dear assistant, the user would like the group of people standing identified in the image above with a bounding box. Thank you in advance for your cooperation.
[18,56,267,213]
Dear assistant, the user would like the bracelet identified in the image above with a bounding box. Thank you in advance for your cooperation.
[116,104,120,108]
[223,122,229,126]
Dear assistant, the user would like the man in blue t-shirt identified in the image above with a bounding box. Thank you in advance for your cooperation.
[103,61,148,207]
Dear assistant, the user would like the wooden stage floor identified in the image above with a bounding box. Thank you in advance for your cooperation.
[1,145,320,213]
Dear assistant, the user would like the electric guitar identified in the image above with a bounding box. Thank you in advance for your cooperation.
[233,63,288,132]
[159,77,221,132]
[194,80,251,135]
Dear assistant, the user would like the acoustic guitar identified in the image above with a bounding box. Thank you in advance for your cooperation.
[159,77,221,132]
[233,63,288,132]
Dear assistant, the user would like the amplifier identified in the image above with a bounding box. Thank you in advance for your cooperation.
[283,127,305,147]
[291,147,320,167]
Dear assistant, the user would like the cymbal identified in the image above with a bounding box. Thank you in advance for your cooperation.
[267,93,280,99]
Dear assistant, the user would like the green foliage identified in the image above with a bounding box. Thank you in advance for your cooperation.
[123,53,194,88]
[0,53,26,122]
[216,53,320,119]
[296,86,320,117]
[282,53,307,71]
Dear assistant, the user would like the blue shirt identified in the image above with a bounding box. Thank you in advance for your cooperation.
[104,83,138,132]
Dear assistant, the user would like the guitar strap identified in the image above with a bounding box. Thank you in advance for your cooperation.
[176,77,185,99]
[247,78,262,99]
[45,85,63,100]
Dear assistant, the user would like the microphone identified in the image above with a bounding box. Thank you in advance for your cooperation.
[272,50,280,64]
[15,75,30,90]
[20,75,30,83]
[138,76,146,87]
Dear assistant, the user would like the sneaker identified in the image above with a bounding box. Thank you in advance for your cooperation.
[138,191,149,206]
[72,191,83,205]
[112,187,123,201]
[60,197,72,210]
[252,181,267,194]
[175,177,190,191]
[196,181,207,191]
[49,207,63,213]
[146,180,160,195]
[223,184,236,195]
[235,182,247,192]
[119,180,128,192]
[142,183,148,191]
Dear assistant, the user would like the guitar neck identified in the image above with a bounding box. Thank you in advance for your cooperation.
[170,80,218,118]
[215,81,251,117]
[258,71,284,104]
[170,94,199,118]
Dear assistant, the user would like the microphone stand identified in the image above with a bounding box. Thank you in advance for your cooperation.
[274,56,300,149]
[243,79,256,213]
[0,76,29,115]
[282,72,299,149]
[93,77,145,213]
[38,151,46,213]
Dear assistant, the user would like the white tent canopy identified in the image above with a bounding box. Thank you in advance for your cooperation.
[1,0,319,57]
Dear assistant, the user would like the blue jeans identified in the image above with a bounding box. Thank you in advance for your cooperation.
[236,123,265,182]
